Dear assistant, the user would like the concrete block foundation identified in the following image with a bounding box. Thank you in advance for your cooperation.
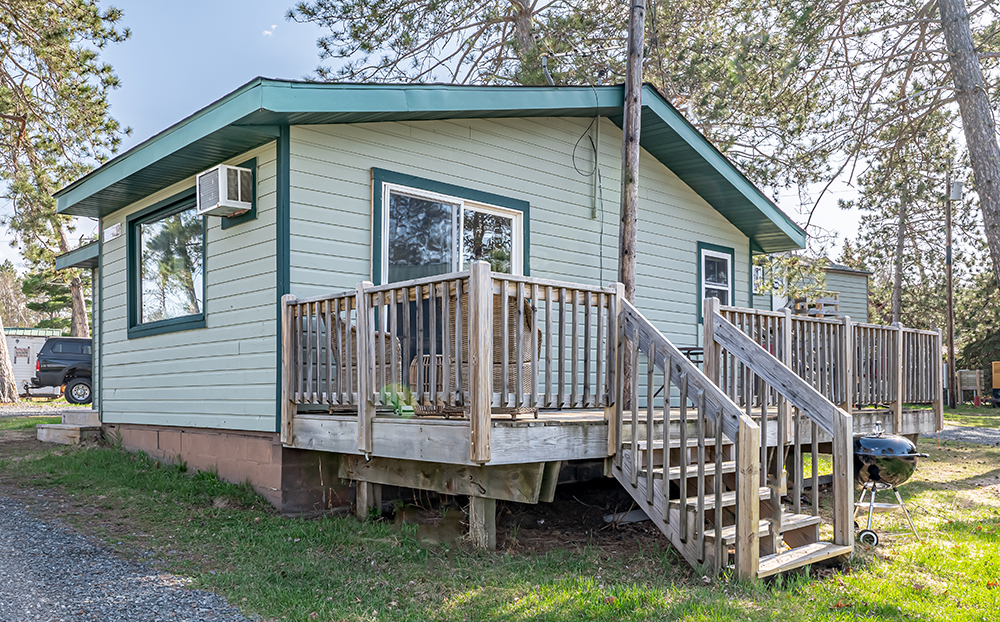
[104,423,351,514]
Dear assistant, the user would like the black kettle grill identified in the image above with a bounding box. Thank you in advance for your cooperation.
[853,422,928,546]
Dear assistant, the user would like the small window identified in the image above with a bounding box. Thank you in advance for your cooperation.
[127,191,207,338]
[52,341,90,355]
[699,244,734,313]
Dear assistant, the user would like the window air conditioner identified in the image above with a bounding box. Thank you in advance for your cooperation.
[196,164,252,217]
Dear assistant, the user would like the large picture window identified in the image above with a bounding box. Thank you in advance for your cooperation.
[382,183,523,284]
[127,191,206,338]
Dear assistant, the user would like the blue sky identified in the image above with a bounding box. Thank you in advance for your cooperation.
[1,0,326,269]
[0,1,859,270]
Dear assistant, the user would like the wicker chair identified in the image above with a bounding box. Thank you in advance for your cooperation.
[408,292,540,418]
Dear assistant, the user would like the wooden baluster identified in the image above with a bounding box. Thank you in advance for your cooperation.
[401,288,411,391]
[811,419,819,517]
[306,301,314,403]
[517,281,526,408]
[714,404,724,572]
[760,373,767,488]
[280,294,296,445]
[662,355,672,526]
[696,389,706,559]
[595,292,604,408]
[614,321,626,469]
[388,290,399,406]
[500,280,509,407]
[678,372,689,543]
[736,415,760,581]
[377,292,387,404]
[442,283,452,407]
[646,342,656,505]
[429,284,437,406]
[531,283,540,409]
[793,408,802,515]
[584,292,592,407]
[356,282,375,455]
[415,285,424,403]
[572,289,580,408]
[630,336,639,487]
[334,298,344,405]
[558,287,568,408]
[545,286,553,408]
[324,299,333,406]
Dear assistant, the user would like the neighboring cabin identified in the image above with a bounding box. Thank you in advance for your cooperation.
[53,79,804,511]
[753,262,870,323]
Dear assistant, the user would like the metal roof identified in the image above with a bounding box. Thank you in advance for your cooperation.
[54,241,100,271]
[4,328,63,337]
[55,78,806,252]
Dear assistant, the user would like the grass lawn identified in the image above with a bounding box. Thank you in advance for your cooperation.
[0,416,62,431]
[0,423,998,621]
[942,404,1000,429]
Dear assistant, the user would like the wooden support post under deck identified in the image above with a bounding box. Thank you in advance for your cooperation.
[355,481,382,520]
[840,316,853,414]
[469,496,497,550]
[469,262,493,464]
[933,328,945,431]
[890,322,904,434]
[280,294,297,445]
[736,417,761,580]
[605,282,626,458]
[356,282,375,455]
[832,408,854,553]
[702,297,720,386]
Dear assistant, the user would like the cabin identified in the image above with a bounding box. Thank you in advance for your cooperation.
[53,78,942,579]
[754,262,871,322]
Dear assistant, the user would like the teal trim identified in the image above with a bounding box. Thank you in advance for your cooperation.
[275,125,290,433]
[697,241,735,323]
[97,234,102,421]
[55,241,99,270]
[53,79,803,253]
[371,167,530,285]
[221,157,258,229]
[126,188,207,339]
[748,239,753,309]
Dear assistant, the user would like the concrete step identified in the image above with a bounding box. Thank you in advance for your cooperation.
[61,409,100,426]
[36,423,102,445]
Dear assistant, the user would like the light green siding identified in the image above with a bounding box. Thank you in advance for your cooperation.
[826,270,869,323]
[98,143,278,431]
[288,117,750,347]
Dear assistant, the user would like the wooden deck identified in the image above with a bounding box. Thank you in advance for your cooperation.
[280,265,944,579]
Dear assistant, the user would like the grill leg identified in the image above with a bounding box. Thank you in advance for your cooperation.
[893,487,920,541]
[866,484,877,531]
[854,486,868,521]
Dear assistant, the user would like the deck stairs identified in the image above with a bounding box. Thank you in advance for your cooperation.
[609,299,854,579]
[36,409,102,445]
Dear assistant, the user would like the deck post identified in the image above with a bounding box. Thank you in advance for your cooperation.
[469,262,493,464]
[933,328,944,431]
[890,322,904,434]
[840,316,854,414]
[736,416,761,580]
[355,481,382,520]
[356,281,375,455]
[702,297,720,385]
[469,496,497,550]
[831,408,854,553]
[605,282,626,458]
[280,294,297,445]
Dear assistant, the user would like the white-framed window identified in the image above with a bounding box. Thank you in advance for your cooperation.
[381,182,523,284]
[701,247,732,306]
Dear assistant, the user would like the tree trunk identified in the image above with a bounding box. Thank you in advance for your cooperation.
[939,0,1000,288]
[510,2,535,53]
[0,315,19,403]
[56,223,90,338]
[891,186,907,323]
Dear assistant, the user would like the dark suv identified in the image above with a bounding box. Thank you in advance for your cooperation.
[30,337,93,404]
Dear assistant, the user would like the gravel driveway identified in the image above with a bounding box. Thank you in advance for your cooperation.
[921,424,1000,446]
[0,497,255,622]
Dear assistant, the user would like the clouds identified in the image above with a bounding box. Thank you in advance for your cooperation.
[263,24,276,36]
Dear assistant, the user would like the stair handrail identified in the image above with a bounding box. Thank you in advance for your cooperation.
[704,297,854,555]
[617,298,762,579]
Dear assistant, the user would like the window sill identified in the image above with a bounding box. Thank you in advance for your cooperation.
[127,314,206,339]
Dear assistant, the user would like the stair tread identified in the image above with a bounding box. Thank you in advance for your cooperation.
[704,519,770,544]
[670,487,771,511]
[639,461,737,480]
[758,542,853,578]
[780,512,823,532]
[36,423,102,430]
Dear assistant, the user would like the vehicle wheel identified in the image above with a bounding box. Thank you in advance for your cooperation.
[857,529,879,547]
[65,377,92,405]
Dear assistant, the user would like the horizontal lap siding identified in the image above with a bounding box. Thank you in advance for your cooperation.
[100,143,278,432]
[825,271,869,323]
[289,118,750,346]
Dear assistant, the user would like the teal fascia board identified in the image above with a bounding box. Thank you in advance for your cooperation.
[55,240,99,270]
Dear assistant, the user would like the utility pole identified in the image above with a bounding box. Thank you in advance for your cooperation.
[619,0,646,304]
[946,168,959,409]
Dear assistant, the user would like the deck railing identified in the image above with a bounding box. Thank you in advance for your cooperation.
[707,298,855,567]
[720,306,943,431]
[281,262,621,463]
